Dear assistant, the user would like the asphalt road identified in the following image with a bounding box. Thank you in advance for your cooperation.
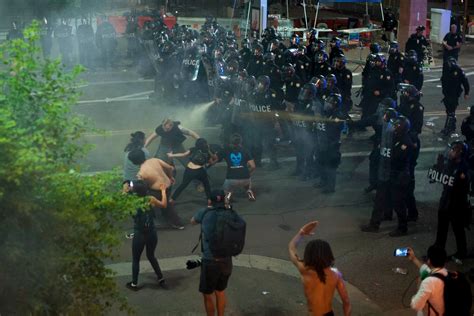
[73,62,474,315]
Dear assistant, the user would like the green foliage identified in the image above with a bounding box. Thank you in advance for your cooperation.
[0,21,142,314]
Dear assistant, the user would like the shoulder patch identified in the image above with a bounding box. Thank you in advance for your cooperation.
[401,144,407,150]
[296,83,301,87]
[460,173,466,179]
[347,74,351,79]
[387,75,391,80]
[454,71,458,76]
[419,106,423,111]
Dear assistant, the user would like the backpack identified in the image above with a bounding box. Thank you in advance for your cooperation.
[190,148,208,166]
[430,271,472,316]
[193,207,246,258]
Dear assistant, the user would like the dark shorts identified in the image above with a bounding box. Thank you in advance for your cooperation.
[199,258,233,294]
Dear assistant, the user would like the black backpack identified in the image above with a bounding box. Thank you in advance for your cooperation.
[190,148,209,166]
[193,207,246,258]
[430,271,472,316]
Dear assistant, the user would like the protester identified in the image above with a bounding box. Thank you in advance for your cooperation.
[123,180,168,291]
[288,221,351,316]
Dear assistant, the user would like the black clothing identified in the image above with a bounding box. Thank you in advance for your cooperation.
[283,75,304,104]
[219,146,253,179]
[295,54,312,82]
[329,46,343,66]
[443,32,462,61]
[55,24,73,66]
[405,34,429,64]
[461,116,474,142]
[96,21,117,69]
[387,52,404,85]
[199,258,233,294]
[312,62,332,78]
[402,61,423,91]
[131,207,163,284]
[435,160,469,257]
[247,55,264,77]
[360,68,395,119]
[155,122,186,147]
[334,67,353,113]
[172,167,212,200]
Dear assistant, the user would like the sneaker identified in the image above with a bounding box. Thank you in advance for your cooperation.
[388,229,408,237]
[360,224,379,233]
[126,282,139,291]
[158,278,169,290]
[171,224,185,230]
[247,190,256,201]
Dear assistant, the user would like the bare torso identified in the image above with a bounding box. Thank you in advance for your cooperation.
[301,267,339,316]
[138,158,171,191]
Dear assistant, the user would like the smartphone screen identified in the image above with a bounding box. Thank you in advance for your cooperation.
[394,247,408,257]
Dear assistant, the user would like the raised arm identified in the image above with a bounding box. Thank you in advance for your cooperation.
[144,132,158,148]
[288,221,319,273]
[157,159,175,179]
[167,150,191,158]
[179,126,200,140]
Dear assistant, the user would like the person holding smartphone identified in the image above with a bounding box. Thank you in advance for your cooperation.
[123,180,169,291]
[288,221,351,316]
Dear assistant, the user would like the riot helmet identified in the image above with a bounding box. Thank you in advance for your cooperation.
[298,83,317,103]
[323,93,342,115]
[312,75,327,90]
[281,64,295,81]
[389,41,399,54]
[393,115,411,136]
[263,52,275,64]
[290,33,300,46]
[330,37,341,48]
[256,75,270,93]
[448,140,468,161]
[370,42,381,54]
[315,39,326,51]
[383,107,398,123]
[367,53,377,68]
[227,59,239,75]
[334,54,347,69]
[326,74,337,89]
[316,50,328,63]
[399,84,421,103]
[254,43,264,56]
[375,53,387,68]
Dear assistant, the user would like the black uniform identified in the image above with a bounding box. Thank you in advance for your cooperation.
[399,99,424,221]
[434,155,469,259]
[442,32,462,61]
[96,20,117,69]
[314,108,343,193]
[402,59,423,91]
[405,33,429,65]
[77,22,95,68]
[387,52,404,86]
[312,61,332,78]
[247,54,264,78]
[295,53,312,82]
[363,120,413,235]
[55,22,74,66]
[441,61,470,134]
[334,67,353,113]
[360,68,395,120]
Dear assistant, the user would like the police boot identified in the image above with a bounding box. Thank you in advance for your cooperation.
[441,114,456,136]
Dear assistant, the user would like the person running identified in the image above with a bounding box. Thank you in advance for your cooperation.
[288,221,351,316]
[168,138,218,204]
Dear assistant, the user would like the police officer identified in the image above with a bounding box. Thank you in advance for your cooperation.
[247,75,282,170]
[387,41,404,86]
[295,45,312,82]
[7,21,23,41]
[405,25,429,66]
[55,18,74,66]
[402,50,423,91]
[96,16,117,70]
[262,53,283,97]
[333,54,353,114]
[361,116,413,236]
[247,43,264,78]
[312,50,332,78]
[440,57,470,136]
[39,18,53,58]
[290,83,317,180]
[461,105,474,143]
[365,102,398,193]
[125,14,139,60]
[76,18,95,69]
[328,37,343,66]
[281,64,303,113]
[399,84,424,221]
[313,94,344,193]
[239,38,252,70]
[360,54,395,122]
[434,141,469,260]
[289,34,300,49]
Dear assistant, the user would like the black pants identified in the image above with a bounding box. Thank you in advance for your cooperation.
[132,230,163,284]
[435,210,467,257]
[370,177,409,231]
[406,136,420,219]
[368,147,380,189]
[172,167,211,200]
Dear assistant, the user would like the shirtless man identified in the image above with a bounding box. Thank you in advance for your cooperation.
[137,158,184,229]
[288,221,351,316]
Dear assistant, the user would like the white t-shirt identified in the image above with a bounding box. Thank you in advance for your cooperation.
[410,264,447,316]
